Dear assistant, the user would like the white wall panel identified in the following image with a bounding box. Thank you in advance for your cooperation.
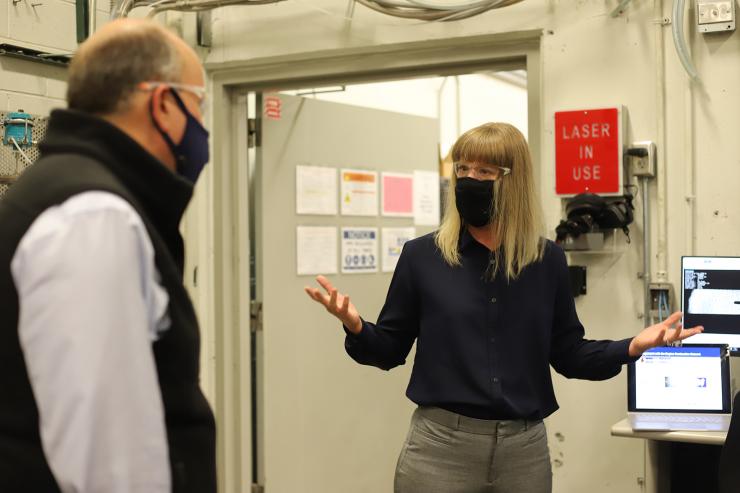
[693,29,740,255]
[1,67,47,96]
[6,91,64,116]
[8,0,77,52]
[46,78,66,99]
[0,0,9,38]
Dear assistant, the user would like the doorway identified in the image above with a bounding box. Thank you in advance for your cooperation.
[201,32,540,492]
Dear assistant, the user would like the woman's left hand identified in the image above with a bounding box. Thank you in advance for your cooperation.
[628,311,704,357]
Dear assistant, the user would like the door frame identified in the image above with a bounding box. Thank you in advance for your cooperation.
[204,29,543,492]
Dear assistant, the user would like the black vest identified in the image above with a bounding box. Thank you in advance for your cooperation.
[0,110,216,492]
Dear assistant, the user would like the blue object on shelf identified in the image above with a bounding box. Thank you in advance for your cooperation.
[3,110,35,148]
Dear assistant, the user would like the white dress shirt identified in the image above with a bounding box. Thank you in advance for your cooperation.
[10,191,172,493]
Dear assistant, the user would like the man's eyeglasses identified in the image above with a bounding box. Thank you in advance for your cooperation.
[138,81,207,112]
[454,162,511,181]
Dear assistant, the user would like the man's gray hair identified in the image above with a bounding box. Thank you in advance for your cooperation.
[67,23,182,115]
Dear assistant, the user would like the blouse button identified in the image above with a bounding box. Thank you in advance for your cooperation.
[490,297,497,303]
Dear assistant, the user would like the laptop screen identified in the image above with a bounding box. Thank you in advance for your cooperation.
[682,256,740,349]
[628,344,731,413]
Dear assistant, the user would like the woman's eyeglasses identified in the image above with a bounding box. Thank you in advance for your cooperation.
[453,162,511,181]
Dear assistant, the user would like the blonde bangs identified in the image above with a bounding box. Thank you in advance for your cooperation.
[435,123,545,280]
[451,126,515,170]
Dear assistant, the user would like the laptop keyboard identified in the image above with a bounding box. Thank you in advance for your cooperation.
[638,414,725,424]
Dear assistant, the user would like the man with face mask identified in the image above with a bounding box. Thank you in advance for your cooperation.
[0,19,215,493]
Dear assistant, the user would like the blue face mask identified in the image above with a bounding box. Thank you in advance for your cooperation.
[151,89,210,183]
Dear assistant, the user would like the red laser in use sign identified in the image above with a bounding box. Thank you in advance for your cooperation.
[555,107,623,196]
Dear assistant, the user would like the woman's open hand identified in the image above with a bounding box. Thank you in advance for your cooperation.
[628,311,704,357]
[304,275,362,335]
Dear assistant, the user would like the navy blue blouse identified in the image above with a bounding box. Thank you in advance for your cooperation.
[345,230,635,420]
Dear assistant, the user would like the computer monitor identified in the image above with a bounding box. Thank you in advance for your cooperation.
[682,256,740,350]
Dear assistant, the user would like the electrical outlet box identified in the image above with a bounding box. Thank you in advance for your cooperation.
[697,0,735,33]
[628,141,656,178]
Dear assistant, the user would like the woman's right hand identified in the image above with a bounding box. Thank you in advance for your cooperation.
[304,275,363,335]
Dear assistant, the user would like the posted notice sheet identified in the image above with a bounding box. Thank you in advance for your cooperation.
[413,170,440,226]
[341,169,378,216]
[341,227,379,274]
[296,165,337,215]
[382,227,416,272]
[296,226,337,275]
[381,172,413,217]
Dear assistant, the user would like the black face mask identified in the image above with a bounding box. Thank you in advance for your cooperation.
[455,177,495,227]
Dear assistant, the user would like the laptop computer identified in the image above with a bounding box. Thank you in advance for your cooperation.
[627,344,732,431]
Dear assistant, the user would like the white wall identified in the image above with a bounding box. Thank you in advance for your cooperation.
[2,0,68,113]
[0,58,66,115]
[0,0,113,113]
[283,72,528,159]
[200,0,740,491]
[442,73,528,149]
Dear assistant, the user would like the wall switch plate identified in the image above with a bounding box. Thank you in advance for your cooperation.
[628,141,656,178]
[697,0,735,33]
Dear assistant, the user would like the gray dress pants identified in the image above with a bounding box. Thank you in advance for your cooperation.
[394,407,552,493]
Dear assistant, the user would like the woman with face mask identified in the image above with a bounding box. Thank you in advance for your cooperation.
[305,122,701,493]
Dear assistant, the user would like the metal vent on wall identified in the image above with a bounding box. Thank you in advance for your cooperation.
[0,111,48,198]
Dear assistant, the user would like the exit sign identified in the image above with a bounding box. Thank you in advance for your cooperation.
[555,107,623,196]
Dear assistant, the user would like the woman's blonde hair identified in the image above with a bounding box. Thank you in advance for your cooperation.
[434,122,545,280]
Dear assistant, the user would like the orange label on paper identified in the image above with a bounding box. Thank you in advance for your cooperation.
[343,172,375,183]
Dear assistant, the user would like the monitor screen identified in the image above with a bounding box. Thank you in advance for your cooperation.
[628,345,730,413]
[682,256,740,349]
